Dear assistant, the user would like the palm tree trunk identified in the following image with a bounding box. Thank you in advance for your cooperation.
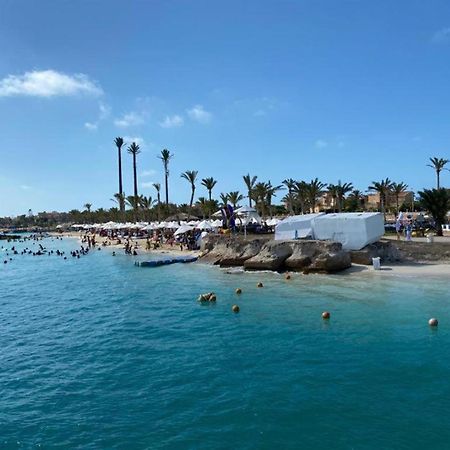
[165,173,169,206]
[190,187,195,209]
[133,154,138,202]
[437,170,440,189]
[248,190,252,207]
[118,148,124,213]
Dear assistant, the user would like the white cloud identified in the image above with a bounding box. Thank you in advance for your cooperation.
[84,122,98,131]
[159,114,184,128]
[432,27,450,43]
[141,169,157,177]
[123,136,145,148]
[114,111,145,128]
[99,102,111,119]
[187,104,212,123]
[315,139,328,149]
[141,181,156,188]
[0,70,102,97]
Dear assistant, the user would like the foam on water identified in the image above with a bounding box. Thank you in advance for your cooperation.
[1,236,450,449]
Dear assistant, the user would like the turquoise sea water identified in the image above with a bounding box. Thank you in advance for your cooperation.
[1,236,450,449]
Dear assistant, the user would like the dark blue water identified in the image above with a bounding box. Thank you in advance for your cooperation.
[1,237,450,449]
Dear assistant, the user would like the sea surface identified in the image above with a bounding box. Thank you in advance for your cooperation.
[1,236,450,449]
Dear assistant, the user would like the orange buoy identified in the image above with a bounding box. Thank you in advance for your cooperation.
[235,288,242,295]
[257,282,264,288]
[429,318,438,327]
[322,311,330,320]
[285,273,291,280]
[232,304,240,313]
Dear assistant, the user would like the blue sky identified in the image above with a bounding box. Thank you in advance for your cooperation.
[0,0,449,216]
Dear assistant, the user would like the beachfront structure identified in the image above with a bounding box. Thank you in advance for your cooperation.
[312,212,384,250]
[274,213,325,240]
[275,212,384,250]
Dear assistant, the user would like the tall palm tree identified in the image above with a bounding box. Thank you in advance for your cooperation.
[181,170,198,210]
[158,149,173,205]
[127,142,141,209]
[306,178,327,213]
[282,178,296,214]
[368,178,394,219]
[349,189,364,211]
[201,177,217,201]
[427,157,449,189]
[391,182,408,214]
[114,137,125,212]
[418,188,450,236]
[153,182,161,220]
[243,174,257,207]
[125,195,140,210]
[227,191,244,209]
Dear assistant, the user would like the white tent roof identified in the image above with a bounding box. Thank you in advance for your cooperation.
[174,224,194,236]
[275,213,325,240]
[196,220,213,230]
[235,205,257,214]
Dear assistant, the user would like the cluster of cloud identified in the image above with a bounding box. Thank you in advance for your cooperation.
[432,27,450,44]
[159,114,184,128]
[114,111,145,128]
[0,70,102,97]
[84,102,111,131]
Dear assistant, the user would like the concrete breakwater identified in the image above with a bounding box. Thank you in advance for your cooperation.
[200,235,403,273]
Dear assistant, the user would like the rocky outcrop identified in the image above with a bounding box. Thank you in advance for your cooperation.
[350,241,404,265]
[244,241,293,271]
[200,236,353,273]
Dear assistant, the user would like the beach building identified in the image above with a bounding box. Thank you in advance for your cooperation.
[274,213,325,240]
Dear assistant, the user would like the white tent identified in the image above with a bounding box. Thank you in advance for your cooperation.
[196,220,213,230]
[235,205,257,214]
[312,212,384,250]
[174,224,194,236]
[266,218,281,227]
[275,213,324,240]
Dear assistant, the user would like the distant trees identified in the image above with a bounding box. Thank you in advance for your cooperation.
[201,177,217,202]
[243,174,257,207]
[391,182,408,214]
[368,178,394,219]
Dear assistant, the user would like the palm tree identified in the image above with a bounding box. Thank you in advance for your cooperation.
[327,184,339,212]
[306,178,327,213]
[111,193,126,210]
[127,142,141,209]
[196,197,209,219]
[336,181,354,212]
[181,170,198,210]
[153,182,161,220]
[348,189,364,211]
[418,188,450,236]
[139,195,155,221]
[158,149,173,205]
[282,178,296,214]
[125,195,138,209]
[227,191,244,209]
[114,137,125,212]
[219,192,229,206]
[252,182,270,217]
[243,174,257,207]
[293,181,309,214]
[391,182,408,214]
[83,203,92,213]
[427,157,449,189]
[201,177,217,201]
[368,178,394,219]
[266,181,283,218]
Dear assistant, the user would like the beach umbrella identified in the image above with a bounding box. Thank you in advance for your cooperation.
[196,220,213,230]
[157,221,168,229]
[166,221,179,229]
[174,224,194,236]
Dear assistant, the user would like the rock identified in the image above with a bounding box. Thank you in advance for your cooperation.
[244,241,293,271]
[350,241,404,265]
[307,250,351,273]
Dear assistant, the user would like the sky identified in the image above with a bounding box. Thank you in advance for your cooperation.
[0,0,450,216]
